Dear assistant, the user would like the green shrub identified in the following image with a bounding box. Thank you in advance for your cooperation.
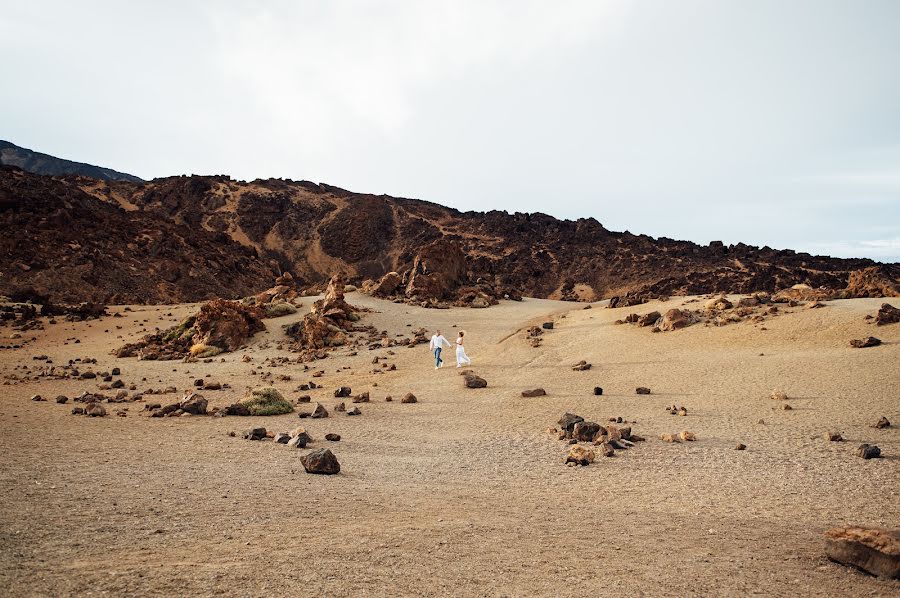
[240,388,293,416]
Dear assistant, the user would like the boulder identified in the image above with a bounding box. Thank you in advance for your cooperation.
[85,403,106,417]
[824,526,900,579]
[842,266,900,299]
[371,271,402,297]
[637,311,661,327]
[311,403,328,418]
[660,308,692,331]
[704,296,733,311]
[464,374,487,388]
[224,403,251,416]
[565,445,595,466]
[288,432,311,448]
[179,393,208,415]
[274,432,291,444]
[572,421,603,442]
[405,240,467,301]
[401,393,417,404]
[857,444,882,459]
[334,386,352,398]
[521,388,546,398]
[300,448,341,475]
[850,336,882,348]
[245,427,267,440]
[875,303,900,326]
[558,413,584,433]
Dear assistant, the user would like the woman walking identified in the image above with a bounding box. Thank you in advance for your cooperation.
[455,330,472,367]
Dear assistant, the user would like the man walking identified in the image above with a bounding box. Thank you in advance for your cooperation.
[429,330,452,369]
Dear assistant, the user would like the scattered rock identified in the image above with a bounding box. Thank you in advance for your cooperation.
[824,526,899,579]
[593,386,603,396]
[565,445,595,466]
[659,433,680,443]
[558,413,584,434]
[824,431,843,442]
[850,336,882,348]
[875,303,900,326]
[245,427,267,440]
[857,444,882,459]
[30,394,44,402]
[55,395,68,404]
[274,432,291,444]
[179,393,208,415]
[334,386,352,398]
[770,389,788,401]
[521,388,546,398]
[325,433,341,441]
[85,403,106,417]
[572,360,591,371]
[71,407,84,415]
[401,393,417,404]
[735,443,747,450]
[300,448,341,475]
[635,387,651,395]
[311,403,328,419]
[224,403,251,416]
[678,430,696,442]
[541,322,554,330]
[572,421,602,443]
[464,374,487,388]
[637,311,661,327]
[599,442,615,457]
[347,406,361,416]
[352,391,370,403]
[873,416,891,429]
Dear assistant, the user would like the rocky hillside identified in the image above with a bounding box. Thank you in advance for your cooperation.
[0,140,143,183]
[1,165,897,305]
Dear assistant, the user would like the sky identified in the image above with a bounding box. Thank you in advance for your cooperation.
[2,0,899,262]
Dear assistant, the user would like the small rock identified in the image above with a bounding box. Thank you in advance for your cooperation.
[873,416,891,429]
[325,433,341,441]
[735,443,747,450]
[347,406,361,416]
[334,402,346,412]
[558,413,584,434]
[541,322,554,330]
[849,336,881,348]
[288,432,311,448]
[401,393,417,403]
[824,431,843,442]
[30,394,44,402]
[85,403,106,417]
[464,374,487,388]
[600,442,615,458]
[521,388,546,398]
[635,387,651,395]
[593,387,603,396]
[678,430,696,442]
[245,427,267,440]
[770,389,788,401]
[274,432,291,444]
[334,386,352,398]
[385,395,393,402]
[71,407,85,415]
[572,361,591,371]
[55,395,69,404]
[311,403,328,419]
[659,433,680,443]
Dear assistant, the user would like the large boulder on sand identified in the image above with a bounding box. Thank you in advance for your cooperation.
[876,303,900,326]
[824,526,900,579]
[405,240,467,301]
[371,272,402,297]
[300,448,341,475]
[660,308,692,331]
[842,266,900,299]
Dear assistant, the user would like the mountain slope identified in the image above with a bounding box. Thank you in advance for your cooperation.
[0,140,143,183]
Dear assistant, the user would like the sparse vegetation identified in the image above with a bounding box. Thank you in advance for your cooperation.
[264,301,298,318]
[239,388,293,416]
[189,343,223,358]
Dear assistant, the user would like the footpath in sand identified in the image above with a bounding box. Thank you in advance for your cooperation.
[0,293,898,597]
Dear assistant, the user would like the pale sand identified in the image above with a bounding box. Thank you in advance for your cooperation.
[0,294,897,597]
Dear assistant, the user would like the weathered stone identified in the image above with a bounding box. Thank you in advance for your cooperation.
[770,389,788,401]
[541,322,554,330]
[635,387,651,395]
[311,403,328,418]
[300,448,340,474]
[347,406,361,416]
[274,432,291,444]
[850,336,882,348]
[565,445,595,466]
[600,442,615,457]
[875,303,900,326]
[179,393,208,415]
[401,393,417,403]
[325,433,341,441]
[521,388,546,398]
[857,444,882,459]
[288,432,311,448]
[30,394,44,402]
[572,421,602,443]
[824,526,900,579]
[464,374,487,388]
[637,311,661,327]
[352,391,370,403]
[55,395,68,404]
[735,443,747,450]
[593,386,603,396]
[679,430,696,441]
[824,431,843,442]
[224,403,251,416]
[873,416,891,429]
[85,403,106,417]
[571,360,591,371]
[334,386,352,398]
[558,413,584,433]
[245,427,267,440]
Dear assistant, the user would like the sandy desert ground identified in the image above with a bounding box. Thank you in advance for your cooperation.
[0,293,898,597]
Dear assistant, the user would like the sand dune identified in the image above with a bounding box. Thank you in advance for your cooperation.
[0,294,897,596]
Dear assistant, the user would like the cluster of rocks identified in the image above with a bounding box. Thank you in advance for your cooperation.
[868,302,899,326]
[552,412,646,466]
[284,274,366,360]
[364,240,516,308]
[243,426,341,474]
[614,291,820,332]
[115,299,265,360]
[246,272,301,318]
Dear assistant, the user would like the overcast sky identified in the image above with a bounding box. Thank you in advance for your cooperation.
[3,0,899,261]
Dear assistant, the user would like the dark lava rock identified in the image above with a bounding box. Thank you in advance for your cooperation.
[55,395,69,404]
[873,416,891,429]
[347,406,361,416]
[635,387,651,395]
[849,336,882,348]
[875,303,900,326]
[856,444,882,459]
[593,387,603,396]
[334,386,352,398]
[179,393,208,415]
[824,526,900,579]
[464,374,487,388]
[558,412,584,433]
[521,388,546,398]
[245,427,267,440]
[300,448,340,475]
[325,433,341,441]
[401,393,417,403]
[274,432,291,444]
[572,421,603,442]
[311,403,328,419]
[541,322,554,330]
[225,403,251,416]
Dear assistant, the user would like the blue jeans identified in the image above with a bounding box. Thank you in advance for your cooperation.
[434,347,443,367]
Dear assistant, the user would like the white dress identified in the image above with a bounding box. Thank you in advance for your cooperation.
[455,337,471,366]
